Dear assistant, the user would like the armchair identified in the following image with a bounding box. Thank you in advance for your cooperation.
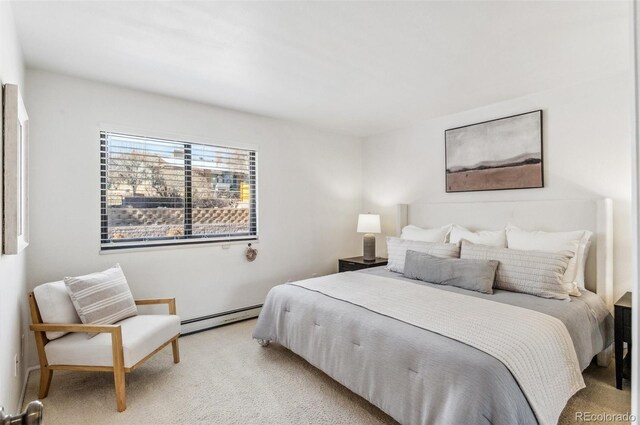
[28,287,180,412]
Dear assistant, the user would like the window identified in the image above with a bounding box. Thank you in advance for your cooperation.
[100,131,257,250]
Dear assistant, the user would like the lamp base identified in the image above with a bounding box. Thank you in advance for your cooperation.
[363,233,376,261]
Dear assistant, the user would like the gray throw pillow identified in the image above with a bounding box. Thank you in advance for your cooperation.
[403,250,498,294]
[460,240,574,300]
[64,264,138,337]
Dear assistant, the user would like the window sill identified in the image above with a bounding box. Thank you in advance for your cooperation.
[99,237,258,255]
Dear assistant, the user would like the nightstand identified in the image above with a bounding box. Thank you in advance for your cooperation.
[338,256,388,273]
[615,291,632,390]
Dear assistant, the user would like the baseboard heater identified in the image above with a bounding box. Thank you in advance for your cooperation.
[180,304,262,335]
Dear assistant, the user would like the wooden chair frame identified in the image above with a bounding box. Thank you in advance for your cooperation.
[28,293,180,412]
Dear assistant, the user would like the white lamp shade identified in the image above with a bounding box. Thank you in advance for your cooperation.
[357,214,381,234]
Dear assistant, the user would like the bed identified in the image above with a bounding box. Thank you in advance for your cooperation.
[252,199,615,425]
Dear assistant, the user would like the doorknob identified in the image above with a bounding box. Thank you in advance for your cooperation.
[0,401,43,425]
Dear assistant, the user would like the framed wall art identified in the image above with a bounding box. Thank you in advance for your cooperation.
[3,83,29,254]
[445,110,543,193]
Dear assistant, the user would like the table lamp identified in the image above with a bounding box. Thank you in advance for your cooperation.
[357,213,381,261]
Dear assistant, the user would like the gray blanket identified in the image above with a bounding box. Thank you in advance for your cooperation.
[253,267,613,425]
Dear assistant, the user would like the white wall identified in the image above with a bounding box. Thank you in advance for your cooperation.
[0,2,28,414]
[362,73,633,301]
[25,69,362,365]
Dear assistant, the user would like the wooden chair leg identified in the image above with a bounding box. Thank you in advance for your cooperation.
[38,367,53,399]
[113,366,126,412]
[111,328,126,412]
[171,338,180,364]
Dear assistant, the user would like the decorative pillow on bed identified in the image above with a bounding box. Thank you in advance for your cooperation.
[64,264,138,337]
[460,241,574,301]
[400,224,452,243]
[506,225,592,296]
[403,250,498,294]
[449,225,506,247]
[386,237,459,274]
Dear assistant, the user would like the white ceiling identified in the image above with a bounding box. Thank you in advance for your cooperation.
[11,1,631,137]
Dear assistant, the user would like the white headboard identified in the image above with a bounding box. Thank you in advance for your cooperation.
[396,199,613,310]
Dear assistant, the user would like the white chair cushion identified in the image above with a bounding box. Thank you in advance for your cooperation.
[33,281,81,340]
[44,314,180,368]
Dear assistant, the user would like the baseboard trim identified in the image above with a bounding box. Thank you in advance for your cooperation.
[180,304,262,335]
[18,366,39,413]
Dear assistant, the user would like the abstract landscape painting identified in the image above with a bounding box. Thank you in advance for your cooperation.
[445,110,543,192]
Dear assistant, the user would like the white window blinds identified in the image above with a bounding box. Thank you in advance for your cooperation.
[100,131,257,250]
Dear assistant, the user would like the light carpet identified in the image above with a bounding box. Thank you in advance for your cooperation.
[23,318,630,425]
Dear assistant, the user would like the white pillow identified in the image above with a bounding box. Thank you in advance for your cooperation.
[386,236,460,273]
[33,281,81,340]
[577,241,592,288]
[449,225,506,247]
[401,224,452,243]
[506,225,592,295]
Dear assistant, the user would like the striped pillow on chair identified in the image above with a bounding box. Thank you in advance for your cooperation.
[64,264,138,337]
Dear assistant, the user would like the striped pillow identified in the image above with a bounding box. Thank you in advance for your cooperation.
[64,264,138,336]
[386,236,460,274]
[460,240,574,300]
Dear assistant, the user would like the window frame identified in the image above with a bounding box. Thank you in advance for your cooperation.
[99,129,258,251]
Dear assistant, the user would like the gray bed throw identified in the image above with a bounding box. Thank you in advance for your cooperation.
[253,269,613,425]
[290,272,583,425]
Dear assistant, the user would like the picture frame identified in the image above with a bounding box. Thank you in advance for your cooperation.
[3,83,29,254]
[445,110,543,193]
